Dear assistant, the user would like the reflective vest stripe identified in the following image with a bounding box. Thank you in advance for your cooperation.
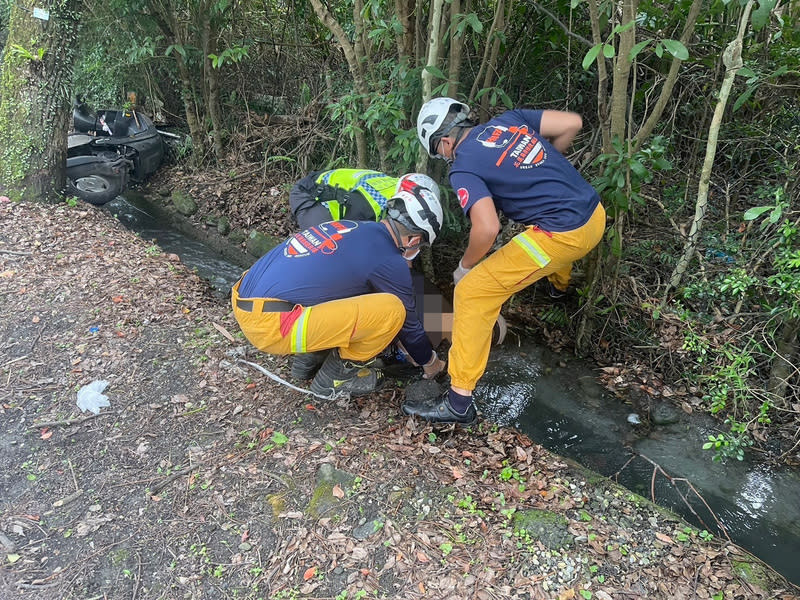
[315,169,396,220]
[290,308,311,353]
[512,232,551,268]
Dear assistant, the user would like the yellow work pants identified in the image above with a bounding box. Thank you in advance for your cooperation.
[449,203,606,391]
[231,279,405,362]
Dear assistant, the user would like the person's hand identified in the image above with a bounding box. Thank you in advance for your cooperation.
[452,260,471,285]
[422,352,446,379]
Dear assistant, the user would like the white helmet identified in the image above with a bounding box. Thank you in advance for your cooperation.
[386,173,443,244]
[416,97,471,158]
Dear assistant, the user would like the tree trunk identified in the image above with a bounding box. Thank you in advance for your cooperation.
[147,0,207,163]
[394,0,413,61]
[447,0,464,98]
[666,0,755,295]
[631,0,703,152]
[608,0,637,143]
[767,317,799,408]
[586,0,610,150]
[468,0,504,111]
[200,3,225,162]
[308,0,371,166]
[479,0,506,116]
[0,0,81,201]
[421,0,446,100]
[417,0,446,172]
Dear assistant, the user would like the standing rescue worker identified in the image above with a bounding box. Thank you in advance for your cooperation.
[232,177,446,398]
[403,98,606,424]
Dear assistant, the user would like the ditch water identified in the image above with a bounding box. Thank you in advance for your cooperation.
[104,193,800,586]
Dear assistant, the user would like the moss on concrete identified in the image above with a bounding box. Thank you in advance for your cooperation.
[512,509,572,549]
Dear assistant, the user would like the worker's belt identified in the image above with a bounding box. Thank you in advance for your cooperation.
[235,299,295,313]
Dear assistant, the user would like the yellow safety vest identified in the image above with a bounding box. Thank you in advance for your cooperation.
[313,169,398,221]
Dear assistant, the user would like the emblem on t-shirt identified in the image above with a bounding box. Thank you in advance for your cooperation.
[477,125,512,149]
[284,220,359,257]
[489,124,547,169]
[457,187,469,208]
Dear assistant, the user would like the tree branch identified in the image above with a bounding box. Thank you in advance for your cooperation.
[527,1,593,47]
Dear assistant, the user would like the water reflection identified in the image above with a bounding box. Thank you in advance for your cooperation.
[736,467,773,517]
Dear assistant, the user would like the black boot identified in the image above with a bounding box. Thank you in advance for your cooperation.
[291,350,329,380]
[402,390,477,425]
[547,281,568,299]
[309,349,384,398]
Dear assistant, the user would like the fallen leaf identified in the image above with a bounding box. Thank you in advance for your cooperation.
[40,428,52,440]
[656,532,674,544]
[305,404,316,411]
[32,315,40,323]
[332,484,345,499]
[452,467,464,479]
[360,568,370,576]
[112,296,124,303]
[416,551,429,563]
[558,589,575,600]
[245,383,257,390]
[6,554,20,564]
[303,566,316,581]
[212,321,236,342]
[418,582,426,594]
[241,529,249,542]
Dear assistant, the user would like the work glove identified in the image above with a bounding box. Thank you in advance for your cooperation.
[452,260,471,285]
[422,351,446,379]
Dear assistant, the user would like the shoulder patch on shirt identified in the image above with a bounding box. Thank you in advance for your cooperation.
[457,188,469,208]
[284,220,359,257]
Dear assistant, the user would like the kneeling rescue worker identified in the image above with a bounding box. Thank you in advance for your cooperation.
[231,175,447,398]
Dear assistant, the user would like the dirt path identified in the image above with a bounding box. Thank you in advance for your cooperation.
[1,199,797,600]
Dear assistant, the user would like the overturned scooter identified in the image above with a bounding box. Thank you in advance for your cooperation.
[66,98,164,205]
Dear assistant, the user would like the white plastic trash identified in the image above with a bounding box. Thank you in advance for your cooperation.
[77,380,111,414]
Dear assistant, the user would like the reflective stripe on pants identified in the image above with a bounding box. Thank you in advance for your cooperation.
[449,203,606,392]
[231,280,405,362]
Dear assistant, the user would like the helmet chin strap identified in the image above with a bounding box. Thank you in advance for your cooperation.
[387,218,424,256]
[387,218,409,253]
[444,126,470,164]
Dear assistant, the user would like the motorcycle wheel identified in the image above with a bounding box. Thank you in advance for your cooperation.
[66,173,125,206]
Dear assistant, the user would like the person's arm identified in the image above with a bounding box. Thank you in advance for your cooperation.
[537,110,583,153]
[461,196,501,269]
[368,260,437,368]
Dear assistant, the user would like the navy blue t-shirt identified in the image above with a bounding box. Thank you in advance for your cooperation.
[449,109,600,232]
[238,220,433,365]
